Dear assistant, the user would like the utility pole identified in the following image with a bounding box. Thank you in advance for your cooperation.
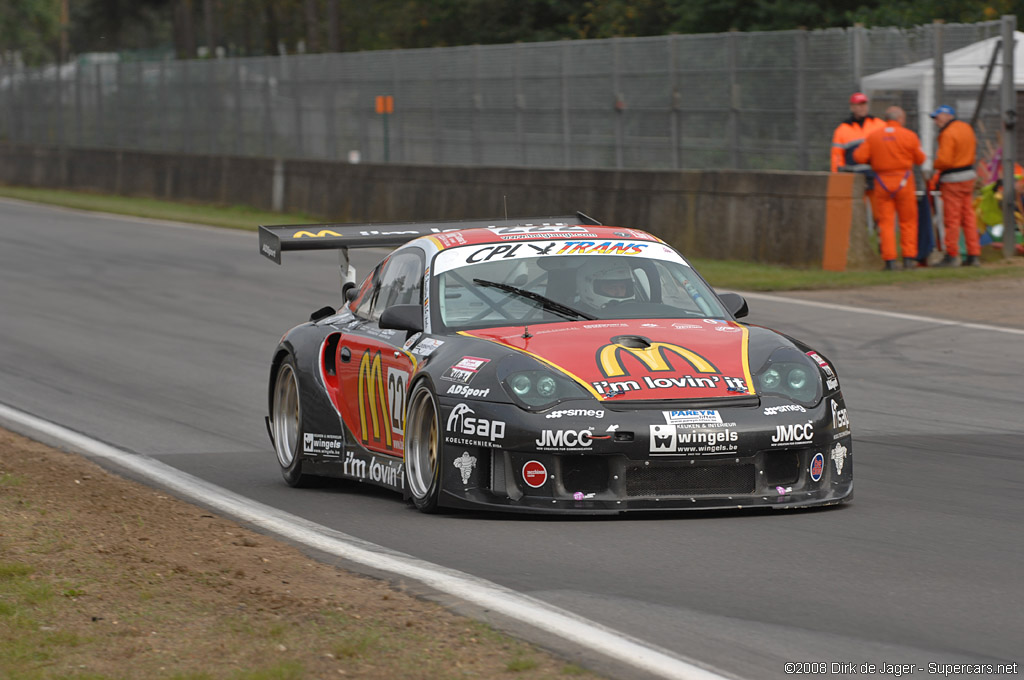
[933,20,944,110]
[1001,15,1017,260]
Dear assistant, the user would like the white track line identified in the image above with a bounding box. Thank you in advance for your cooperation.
[737,291,1024,336]
[0,403,732,680]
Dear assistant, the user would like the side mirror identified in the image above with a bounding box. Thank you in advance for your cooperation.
[379,304,424,334]
[309,305,336,322]
[718,292,749,319]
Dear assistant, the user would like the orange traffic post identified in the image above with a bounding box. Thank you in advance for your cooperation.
[375,95,395,161]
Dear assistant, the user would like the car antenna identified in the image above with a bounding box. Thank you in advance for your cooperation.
[503,194,508,221]
[522,325,532,339]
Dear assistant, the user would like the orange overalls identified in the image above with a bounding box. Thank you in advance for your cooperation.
[931,119,979,258]
[831,115,886,172]
[853,121,926,261]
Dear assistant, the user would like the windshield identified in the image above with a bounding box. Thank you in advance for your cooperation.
[432,242,726,330]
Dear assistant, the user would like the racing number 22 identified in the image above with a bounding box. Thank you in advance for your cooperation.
[387,368,407,436]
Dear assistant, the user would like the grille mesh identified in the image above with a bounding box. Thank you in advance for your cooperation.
[626,464,755,497]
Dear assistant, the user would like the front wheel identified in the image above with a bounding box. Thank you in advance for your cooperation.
[404,382,442,513]
[271,355,316,487]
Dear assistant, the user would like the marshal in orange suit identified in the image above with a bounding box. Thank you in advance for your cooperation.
[929,105,981,267]
[853,106,927,270]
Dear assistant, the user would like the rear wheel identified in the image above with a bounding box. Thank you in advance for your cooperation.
[405,382,442,512]
[271,355,315,487]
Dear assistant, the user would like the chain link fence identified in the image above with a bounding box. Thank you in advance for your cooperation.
[0,20,1008,172]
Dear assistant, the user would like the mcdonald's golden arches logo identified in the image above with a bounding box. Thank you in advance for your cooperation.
[358,351,392,448]
[293,229,342,239]
[597,338,718,378]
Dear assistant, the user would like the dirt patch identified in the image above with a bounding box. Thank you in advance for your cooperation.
[0,430,597,679]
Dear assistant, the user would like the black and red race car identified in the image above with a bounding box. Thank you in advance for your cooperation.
[259,213,852,514]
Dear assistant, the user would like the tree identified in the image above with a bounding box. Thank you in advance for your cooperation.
[0,0,60,66]
[847,0,1011,27]
[69,0,174,54]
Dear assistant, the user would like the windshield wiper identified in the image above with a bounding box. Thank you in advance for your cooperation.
[472,279,596,321]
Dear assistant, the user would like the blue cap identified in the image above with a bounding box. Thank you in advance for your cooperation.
[930,105,956,118]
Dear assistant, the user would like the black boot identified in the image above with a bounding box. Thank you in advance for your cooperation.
[965,255,981,267]
[903,257,918,270]
[883,260,898,271]
[934,254,961,267]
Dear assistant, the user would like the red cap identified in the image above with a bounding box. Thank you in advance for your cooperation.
[850,92,869,104]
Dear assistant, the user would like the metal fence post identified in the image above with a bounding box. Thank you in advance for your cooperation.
[181,60,191,153]
[561,42,571,168]
[473,45,482,166]
[56,61,64,149]
[796,29,808,170]
[290,57,303,159]
[74,59,83,145]
[1001,15,1017,260]
[207,59,217,155]
[323,55,337,160]
[728,30,740,169]
[157,58,167,152]
[392,50,401,163]
[613,37,624,169]
[4,63,15,142]
[262,59,273,157]
[669,35,681,171]
[515,42,525,166]
[113,62,123,149]
[95,63,105,147]
[431,56,441,164]
[234,59,244,155]
[852,23,865,91]
[934,19,945,116]
[26,68,34,144]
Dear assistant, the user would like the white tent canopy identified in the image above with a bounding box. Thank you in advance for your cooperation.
[861,31,1023,167]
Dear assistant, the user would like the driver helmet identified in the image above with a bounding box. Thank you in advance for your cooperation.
[576,260,635,308]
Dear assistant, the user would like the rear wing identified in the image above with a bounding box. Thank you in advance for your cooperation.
[258,212,600,265]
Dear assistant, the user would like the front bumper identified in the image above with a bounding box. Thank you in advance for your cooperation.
[438,439,853,514]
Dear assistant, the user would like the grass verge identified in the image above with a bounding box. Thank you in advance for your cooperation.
[0,185,315,232]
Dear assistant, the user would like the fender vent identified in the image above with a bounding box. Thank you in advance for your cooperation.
[323,334,342,376]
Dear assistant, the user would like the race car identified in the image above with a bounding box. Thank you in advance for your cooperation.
[259,213,852,514]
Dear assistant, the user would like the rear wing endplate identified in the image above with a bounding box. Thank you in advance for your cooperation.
[258,212,600,264]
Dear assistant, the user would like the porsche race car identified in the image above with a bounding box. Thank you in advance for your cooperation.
[259,213,852,514]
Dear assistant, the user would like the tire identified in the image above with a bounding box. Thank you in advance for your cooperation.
[271,355,315,487]
[404,382,442,513]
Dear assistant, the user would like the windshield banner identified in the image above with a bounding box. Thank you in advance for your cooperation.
[433,240,689,274]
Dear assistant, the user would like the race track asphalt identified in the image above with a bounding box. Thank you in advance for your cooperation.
[1,199,1021,680]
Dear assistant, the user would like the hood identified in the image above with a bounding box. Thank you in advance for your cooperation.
[461,319,756,402]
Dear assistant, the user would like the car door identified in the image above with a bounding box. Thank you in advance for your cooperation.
[336,249,423,458]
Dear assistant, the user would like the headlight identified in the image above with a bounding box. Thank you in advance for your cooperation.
[501,370,587,409]
[754,349,822,407]
[509,374,532,396]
